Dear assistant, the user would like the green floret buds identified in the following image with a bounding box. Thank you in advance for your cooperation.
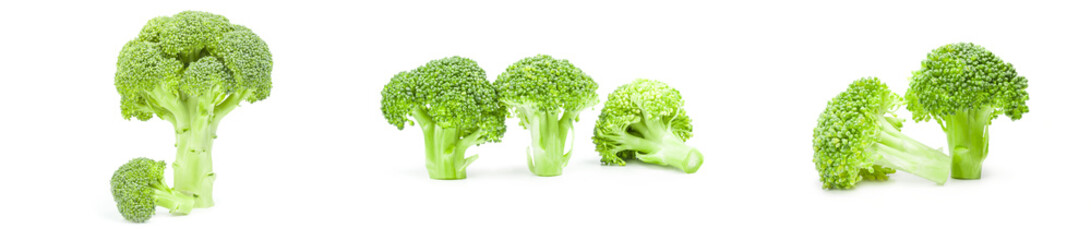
[115,11,272,207]
[906,42,1029,179]
[593,79,702,173]
[813,77,951,189]
[495,54,599,177]
[381,56,507,180]
[111,158,196,223]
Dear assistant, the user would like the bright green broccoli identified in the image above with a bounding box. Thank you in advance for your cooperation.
[813,77,951,189]
[495,55,599,177]
[592,79,702,173]
[111,157,196,223]
[906,43,1029,180]
[115,11,272,207]
[381,56,507,180]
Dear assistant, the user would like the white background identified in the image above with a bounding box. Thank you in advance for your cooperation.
[1,0,1088,239]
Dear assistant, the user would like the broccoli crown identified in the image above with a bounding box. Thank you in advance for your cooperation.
[593,79,693,165]
[906,42,1029,122]
[116,11,272,121]
[110,157,168,223]
[494,54,599,113]
[380,56,506,142]
[812,77,902,189]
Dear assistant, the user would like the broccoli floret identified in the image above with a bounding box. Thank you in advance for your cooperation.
[115,11,272,207]
[111,157,196,223]
[906,43,1029,179]
[592,79,703,173]
[381,56,507,180]
[813,77,952,189]
[495,55,599,177]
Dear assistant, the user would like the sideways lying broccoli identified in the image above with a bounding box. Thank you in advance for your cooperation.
[495,55,599,177]
[906,43,1029,179]
[813,77,951,189]
[114,11,272,208]
[381,56,507,180]
[111,158,196,223]
[593,79,703,173]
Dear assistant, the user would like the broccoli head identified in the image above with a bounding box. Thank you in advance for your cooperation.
[381,56,507,180]
[111,157,196,223]
[906,42,1029,179]
[593,79,702,173]
[495,54,599,177]
[813,77,951,189]
[115,11,272,207]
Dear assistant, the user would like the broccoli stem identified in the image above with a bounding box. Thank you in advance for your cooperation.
[523,109,575,177]
[169,91,244,208]
[873,119,951,184]
[173,115,216,208]
[941,109,992,179]
[415,108,480,180]
[151,181,196,215]
[628,118,703,173]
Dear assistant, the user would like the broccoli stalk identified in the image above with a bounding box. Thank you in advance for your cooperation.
[937,108,994,179]
[596,116,701,173]
[514,106,578,176]
[872,115,953,184]
[412,108,488,179]
[150,181,198,215]
[160,90,251,207]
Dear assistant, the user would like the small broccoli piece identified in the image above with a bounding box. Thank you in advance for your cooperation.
[495,55,599,177]
[813,77,952,189]
[592,79,703,173]
[111,157,196,223]
[381,56,507,180]
[906,43,1029,179]
[115,11,272,207]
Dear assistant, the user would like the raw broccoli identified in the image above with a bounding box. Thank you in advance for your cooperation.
[115,11,272,207]
[111,157,196,223]
[381,56,507,180]
[495,55,599,177]
[813,77,951,189]
[593,79,703,173]
[906,43,1029,179]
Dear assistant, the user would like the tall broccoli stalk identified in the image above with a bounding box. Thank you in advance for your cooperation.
[496,55,599,177]
[381,57,507,180]
[593,79,703,173]
[115,11,272,207]
[906,42,1029,180]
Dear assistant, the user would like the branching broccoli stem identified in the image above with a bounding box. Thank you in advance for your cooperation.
[413,108,486,180]
[597,115,702,173]
[872,115,952,184]
[150,181,197,215]
[515,106,578,176]
[937,108,993,179]
[139,85,252,208]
